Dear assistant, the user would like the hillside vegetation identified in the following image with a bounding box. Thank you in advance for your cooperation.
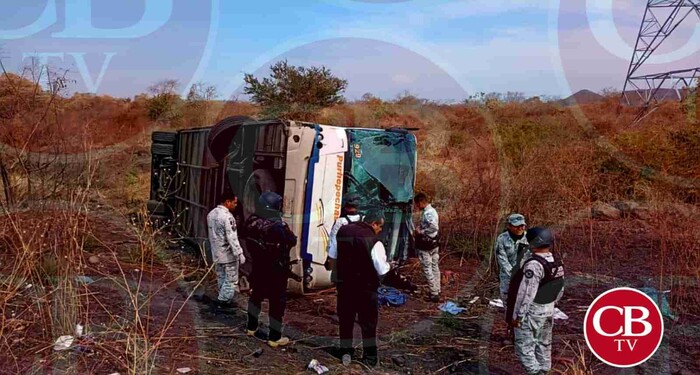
[1,70,698,373]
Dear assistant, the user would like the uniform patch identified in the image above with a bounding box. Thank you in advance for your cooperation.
[524,270,534,279]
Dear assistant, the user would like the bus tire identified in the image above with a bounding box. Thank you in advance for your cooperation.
[152,131,177,144]
[208,115,254,160]
[152,143,175,156]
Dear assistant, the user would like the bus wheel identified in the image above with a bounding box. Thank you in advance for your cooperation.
[207,115,253,161]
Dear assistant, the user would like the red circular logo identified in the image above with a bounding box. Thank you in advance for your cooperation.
[584,287,664,368]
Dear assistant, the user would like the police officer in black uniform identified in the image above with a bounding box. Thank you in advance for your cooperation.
[336,209,391,367]
[244,192,298,348]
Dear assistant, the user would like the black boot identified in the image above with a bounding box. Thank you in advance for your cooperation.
[361,356,378,367]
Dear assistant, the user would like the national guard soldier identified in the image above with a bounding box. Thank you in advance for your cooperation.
[506,227,565,375]
[206,192,246,308]
[495,213,529,302]
[413,192,441,302]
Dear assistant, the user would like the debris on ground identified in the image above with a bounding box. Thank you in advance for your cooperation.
[53,335,74,351]
[382,268,418,292]
[307,359,329,374]
[392,355,406,367]
[176,367,192,374]
[439,301,466,315]
[638,287,677,320]
[75,275,95,285]
[378,286,407,307]
[488,298,504,308]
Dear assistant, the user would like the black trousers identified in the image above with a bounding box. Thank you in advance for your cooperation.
[246,273,287,341]
[337,285,379,359]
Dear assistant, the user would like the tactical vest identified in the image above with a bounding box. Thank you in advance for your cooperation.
[244,215,292,271]
[246,216,284,249]
[505,253,565,323]
[336,222,381,290]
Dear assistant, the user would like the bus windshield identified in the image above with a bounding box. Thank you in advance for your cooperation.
[345,129,416,205]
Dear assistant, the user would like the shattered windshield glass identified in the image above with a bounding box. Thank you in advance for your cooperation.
[345,129,416,204]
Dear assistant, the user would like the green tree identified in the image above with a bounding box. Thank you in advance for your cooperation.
[243,60,347,120]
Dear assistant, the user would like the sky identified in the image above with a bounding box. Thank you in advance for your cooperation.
[0,0,698,101]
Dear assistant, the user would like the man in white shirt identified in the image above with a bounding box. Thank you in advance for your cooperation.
[206,192,246,308]
[335,209,391,368]
[325,193,362,274]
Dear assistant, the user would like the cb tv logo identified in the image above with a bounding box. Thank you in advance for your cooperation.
[584,287,664,368]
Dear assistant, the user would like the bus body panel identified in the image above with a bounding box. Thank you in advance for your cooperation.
[282,121,317,294]
[301,125,348,289]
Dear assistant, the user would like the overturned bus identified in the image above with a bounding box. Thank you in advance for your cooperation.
[148,116,417,294]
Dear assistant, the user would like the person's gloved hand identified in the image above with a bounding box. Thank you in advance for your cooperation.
[238,253,246,265]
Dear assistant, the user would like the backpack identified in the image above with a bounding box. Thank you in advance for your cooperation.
[505,253,565,324]
[245,216,292,262]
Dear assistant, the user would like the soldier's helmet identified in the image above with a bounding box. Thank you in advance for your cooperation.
[259,191,283,211]
[526,227,553,249]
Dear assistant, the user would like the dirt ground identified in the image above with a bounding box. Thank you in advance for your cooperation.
[2,205,699,375]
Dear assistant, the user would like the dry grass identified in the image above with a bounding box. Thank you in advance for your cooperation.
[0,67,698,373]
[558,340,594,375]
[0,189,214,374]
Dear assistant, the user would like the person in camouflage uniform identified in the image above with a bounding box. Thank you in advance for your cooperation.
[508,227,565,375]
[207,192,246,308]
[414,193,441,302]
[495,213,529,302]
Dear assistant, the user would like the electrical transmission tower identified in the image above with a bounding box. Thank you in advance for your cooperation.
[622,0,700,121]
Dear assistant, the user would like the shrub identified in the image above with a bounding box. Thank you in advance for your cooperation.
[243,60,347,120]
[146,79,183,122]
